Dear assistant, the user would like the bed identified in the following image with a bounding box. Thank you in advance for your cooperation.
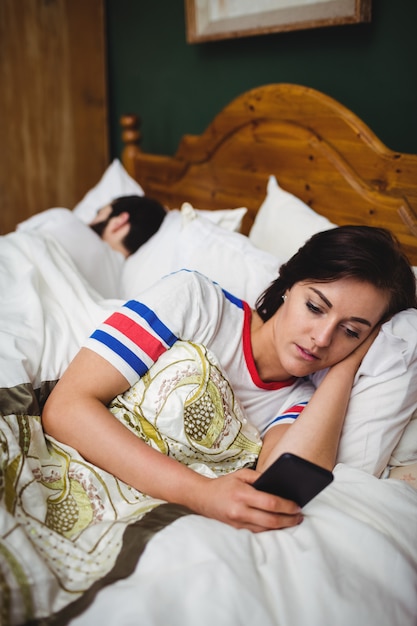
[1,83,417,626]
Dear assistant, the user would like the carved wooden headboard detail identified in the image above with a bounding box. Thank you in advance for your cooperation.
[121,83,417,265]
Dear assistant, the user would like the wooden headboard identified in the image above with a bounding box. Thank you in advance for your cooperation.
[120,83,417,265]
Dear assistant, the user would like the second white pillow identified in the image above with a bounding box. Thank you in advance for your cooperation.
[249,175,336,261]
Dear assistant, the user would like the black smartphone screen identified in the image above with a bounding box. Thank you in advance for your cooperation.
[253,452,334,507]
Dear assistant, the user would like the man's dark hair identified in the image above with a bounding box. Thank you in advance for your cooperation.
[90,195,166,255]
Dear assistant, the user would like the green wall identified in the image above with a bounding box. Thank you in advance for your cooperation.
[105,1,417,159]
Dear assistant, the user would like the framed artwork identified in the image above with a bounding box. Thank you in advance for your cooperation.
[184,0,371,43]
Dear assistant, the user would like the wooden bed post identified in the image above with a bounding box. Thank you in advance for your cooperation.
[120,114,142,177]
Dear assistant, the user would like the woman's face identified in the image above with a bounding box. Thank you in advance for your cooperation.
[256,278,389,381]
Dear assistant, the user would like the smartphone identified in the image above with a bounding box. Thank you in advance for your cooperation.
[253,452,334,507]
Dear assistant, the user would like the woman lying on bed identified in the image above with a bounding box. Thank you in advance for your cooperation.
[17,195,166,298]
[42,225,417,533]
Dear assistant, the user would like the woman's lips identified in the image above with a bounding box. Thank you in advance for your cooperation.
[296,344,319,362]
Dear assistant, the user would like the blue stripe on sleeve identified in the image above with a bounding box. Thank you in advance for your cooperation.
[267,401,308,428]
[222,289,244,309]
[124,300,178,346]
[90,329,149,377]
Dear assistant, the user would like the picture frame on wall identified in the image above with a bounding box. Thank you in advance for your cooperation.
[184,0,372,43]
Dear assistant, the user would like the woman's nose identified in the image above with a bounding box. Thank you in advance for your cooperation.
[312,321,335,347]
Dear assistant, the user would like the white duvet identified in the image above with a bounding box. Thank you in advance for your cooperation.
[1,230,417,626]
[0,229,121,390]
[72,464,417,626]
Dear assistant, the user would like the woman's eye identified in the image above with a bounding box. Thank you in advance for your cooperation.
[306,301,322,314]
[344,327,360,340]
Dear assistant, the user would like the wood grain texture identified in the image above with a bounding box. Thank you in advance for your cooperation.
[0,0,109,234]
[121,83,417,265]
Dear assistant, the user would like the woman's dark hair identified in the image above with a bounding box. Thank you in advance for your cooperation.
[255,225,417,323]
[90,195,166,255]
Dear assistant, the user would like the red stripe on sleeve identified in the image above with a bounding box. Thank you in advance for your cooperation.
[105,312,167,361]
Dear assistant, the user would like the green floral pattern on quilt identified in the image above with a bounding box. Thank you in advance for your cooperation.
[0,341,261,625]
[109,341,262,477]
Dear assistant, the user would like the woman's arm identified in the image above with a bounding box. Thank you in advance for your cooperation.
[42,348,303,532]
[256,331,378,473]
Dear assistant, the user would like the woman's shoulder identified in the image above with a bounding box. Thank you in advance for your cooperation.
[128,270,245,325]
[155,269,223,293]
[159,269,244,306]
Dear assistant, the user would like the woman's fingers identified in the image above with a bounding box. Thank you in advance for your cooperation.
[199,469,303,532]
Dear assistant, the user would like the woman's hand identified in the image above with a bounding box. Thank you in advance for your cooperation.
[187,468,303,533]
[257,325,382,474]
[331,324,381,377]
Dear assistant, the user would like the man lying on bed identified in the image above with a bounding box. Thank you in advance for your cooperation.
[42,226,417,533]
[17,195,166,298]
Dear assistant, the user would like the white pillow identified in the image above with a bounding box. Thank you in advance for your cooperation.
[388,408,417,467]
[73,159,247,233]
[249,175,336,261]
[120,206,281,306]
[311,308,417,477]
[181,202,247,232]
[73,159,145,224]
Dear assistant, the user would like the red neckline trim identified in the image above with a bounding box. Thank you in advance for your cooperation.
[242,302,295,390]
